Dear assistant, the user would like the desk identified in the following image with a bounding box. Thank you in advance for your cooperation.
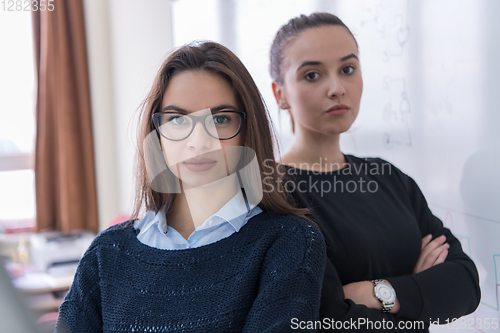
[12,272,74,312]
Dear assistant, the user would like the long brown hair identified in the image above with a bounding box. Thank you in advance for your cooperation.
[131,41,308,220]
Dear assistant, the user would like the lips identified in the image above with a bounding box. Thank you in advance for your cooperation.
[326,104,350,116]
[183,157,217,172]
[184,157,216,164]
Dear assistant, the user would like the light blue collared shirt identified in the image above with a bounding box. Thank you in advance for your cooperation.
[133,188,263,250]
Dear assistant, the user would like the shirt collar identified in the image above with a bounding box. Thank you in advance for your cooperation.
[198,187,251,232]
[137,210,167,236]
[139,187,253,235]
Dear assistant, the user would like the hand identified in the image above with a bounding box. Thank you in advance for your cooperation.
[413,234,449,274]
[343,280,400,313]
[343,281,380,309]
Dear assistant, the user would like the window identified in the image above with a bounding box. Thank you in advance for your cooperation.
[0,10,36,233]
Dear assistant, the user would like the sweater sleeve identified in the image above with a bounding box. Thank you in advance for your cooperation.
[385,173,481,322]
[54,245,103,333]
[242,218,326,333]
[320,259,416,332]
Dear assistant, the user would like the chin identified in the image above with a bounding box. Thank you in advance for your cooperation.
[326,120,356,135]
[178,166,228,189]
[314,124,353,136]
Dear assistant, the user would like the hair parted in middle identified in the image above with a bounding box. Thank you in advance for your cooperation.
[131,41,308,220]
[270,12,358,85]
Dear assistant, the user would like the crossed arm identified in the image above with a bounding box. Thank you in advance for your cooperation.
[343,233,450,313]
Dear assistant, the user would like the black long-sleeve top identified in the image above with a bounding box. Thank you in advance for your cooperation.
[282,155,480,332]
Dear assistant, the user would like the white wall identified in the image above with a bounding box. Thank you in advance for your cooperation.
[83,0,174,230]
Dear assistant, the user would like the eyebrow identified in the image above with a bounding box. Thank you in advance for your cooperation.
[296,53,359,73]
[161,104,238,113]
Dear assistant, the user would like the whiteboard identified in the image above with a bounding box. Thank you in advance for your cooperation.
[172,0,500,331]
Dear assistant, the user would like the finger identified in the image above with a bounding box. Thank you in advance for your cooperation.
[414,249,431,274]
[420,235,446,258]
[414,236,447,274]
[418,243,448,272]
[422,243,449,270]
[421,234,432,250]
[433,247,449,266]
[413,261,424,274]
[414,236,434,273]
[413,258,422,274]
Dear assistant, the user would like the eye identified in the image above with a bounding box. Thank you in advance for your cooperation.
[342,66,355,75]
[304,72,320,81]
[168,115,187,125]
[213,114,230,124]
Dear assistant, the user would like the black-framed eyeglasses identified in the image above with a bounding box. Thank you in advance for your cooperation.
[152,110,246,141]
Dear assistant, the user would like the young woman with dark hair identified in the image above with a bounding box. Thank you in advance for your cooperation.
[270,12,480,332]
[55,41,326,332]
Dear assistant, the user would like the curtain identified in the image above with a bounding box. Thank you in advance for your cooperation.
[32,0,98,232]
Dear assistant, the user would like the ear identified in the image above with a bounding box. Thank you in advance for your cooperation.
[272,81,294,133]
[272,81,287,108]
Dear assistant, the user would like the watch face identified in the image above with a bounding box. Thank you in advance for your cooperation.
[375,283,396,302]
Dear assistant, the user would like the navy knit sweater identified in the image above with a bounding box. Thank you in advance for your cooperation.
[55,212,326,332]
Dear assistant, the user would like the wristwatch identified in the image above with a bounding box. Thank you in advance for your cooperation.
[372,279,396,312]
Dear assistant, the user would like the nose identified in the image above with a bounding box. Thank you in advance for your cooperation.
[327,74,346,99]
[185,121,213,151]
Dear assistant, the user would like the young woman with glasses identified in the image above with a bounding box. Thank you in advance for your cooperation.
[270,12,480,332]
[55,41,326,332]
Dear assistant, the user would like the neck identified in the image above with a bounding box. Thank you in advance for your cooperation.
[282,126,346,171]
[166,173,240,238]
